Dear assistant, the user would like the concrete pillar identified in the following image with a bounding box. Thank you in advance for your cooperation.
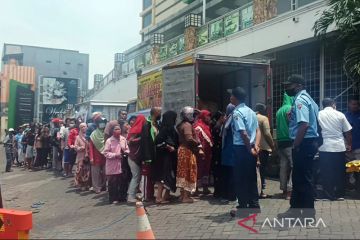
[184,13,202,51]
[150,45,161,65]
[253,0,277,25]
[185,27,197,51]
[150,33,164,65]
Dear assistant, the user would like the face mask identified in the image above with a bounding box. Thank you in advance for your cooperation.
[99,123,106,129]
[69,124,75,128]
[285,88,297,97]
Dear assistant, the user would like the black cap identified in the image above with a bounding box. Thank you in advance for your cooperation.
[282,74,305,85]
[227,87,247,101]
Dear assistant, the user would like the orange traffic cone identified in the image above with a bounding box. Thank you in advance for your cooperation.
[136,201,155,240]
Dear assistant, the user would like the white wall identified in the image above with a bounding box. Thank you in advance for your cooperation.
[91,73,137,103]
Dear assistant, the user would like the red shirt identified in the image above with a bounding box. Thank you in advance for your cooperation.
[89,139,106,166]
[68,128,79,147]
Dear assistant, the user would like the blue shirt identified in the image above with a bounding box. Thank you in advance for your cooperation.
[232,103,259,145]
[345,111,360,150]
[289,90,319,139]
[15,133,23,149]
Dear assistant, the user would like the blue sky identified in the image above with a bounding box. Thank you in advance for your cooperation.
[0,0,142,89]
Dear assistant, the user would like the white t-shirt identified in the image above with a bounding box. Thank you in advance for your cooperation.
[318,107,352,152]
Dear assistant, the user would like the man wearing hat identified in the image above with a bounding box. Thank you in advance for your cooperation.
[229,87,261,215]
[278,74,319,220]
[3,128,15,172]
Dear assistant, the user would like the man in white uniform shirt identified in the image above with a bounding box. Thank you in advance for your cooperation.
[318,98,352,201]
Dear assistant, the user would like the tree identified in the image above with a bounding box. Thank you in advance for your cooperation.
[313,0,360,81]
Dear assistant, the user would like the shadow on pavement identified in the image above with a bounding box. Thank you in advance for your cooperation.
[93,195,110,207]
[203,212,233,224]
[79,191,93,197]
[92,192,107,199]
[65,188,78,193]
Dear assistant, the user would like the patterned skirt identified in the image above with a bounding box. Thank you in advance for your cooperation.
[176,145,197,193]
[75,161,91,188]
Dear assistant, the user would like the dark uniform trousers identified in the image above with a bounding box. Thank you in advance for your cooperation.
[233,145,259,208]
[290,138,318,213]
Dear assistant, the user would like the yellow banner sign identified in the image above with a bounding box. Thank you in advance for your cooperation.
[137,71,163,111]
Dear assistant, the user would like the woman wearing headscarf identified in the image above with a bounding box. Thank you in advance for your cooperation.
[40,126,51,169]
[140,107,162,202]
[176,106,202,203]
[220,103,237,201]
[127,115,147,203]
[128,116,137,127]
[33,127,43,168]
[154,111,179,204]
[194,110,213,195]
[119,120,131,138]
[118,119,132,196]
[89,116,107,194]
[103,124,129,204]
[75,123,91,191]
[211,111,226,198]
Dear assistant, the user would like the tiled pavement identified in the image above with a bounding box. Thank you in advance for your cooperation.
[2,161,360,239]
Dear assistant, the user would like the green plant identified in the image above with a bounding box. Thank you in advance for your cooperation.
[313,0,360,80]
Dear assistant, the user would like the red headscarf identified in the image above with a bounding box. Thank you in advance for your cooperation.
[194,110,212,143]
[127,115,146,140]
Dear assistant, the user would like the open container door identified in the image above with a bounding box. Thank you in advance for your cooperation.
[194,54,271,119]
[162,63,196,116]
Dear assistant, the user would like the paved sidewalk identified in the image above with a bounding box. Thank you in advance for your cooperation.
[1,159,360,239]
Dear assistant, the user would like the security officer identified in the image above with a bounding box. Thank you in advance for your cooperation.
[229,87,261,216]
[278,74,319,220]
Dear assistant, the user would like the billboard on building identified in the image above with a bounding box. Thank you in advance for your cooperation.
[15,86,35,128]
[137,71,163,111]
[7,80,34,128]
[42,77,78,122]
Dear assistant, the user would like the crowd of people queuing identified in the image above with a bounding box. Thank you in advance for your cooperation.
[2,74,360,219]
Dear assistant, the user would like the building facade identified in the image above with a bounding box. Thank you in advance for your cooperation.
[0,60,36,139]
[89,0,357,127]
[1,44,89,122]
